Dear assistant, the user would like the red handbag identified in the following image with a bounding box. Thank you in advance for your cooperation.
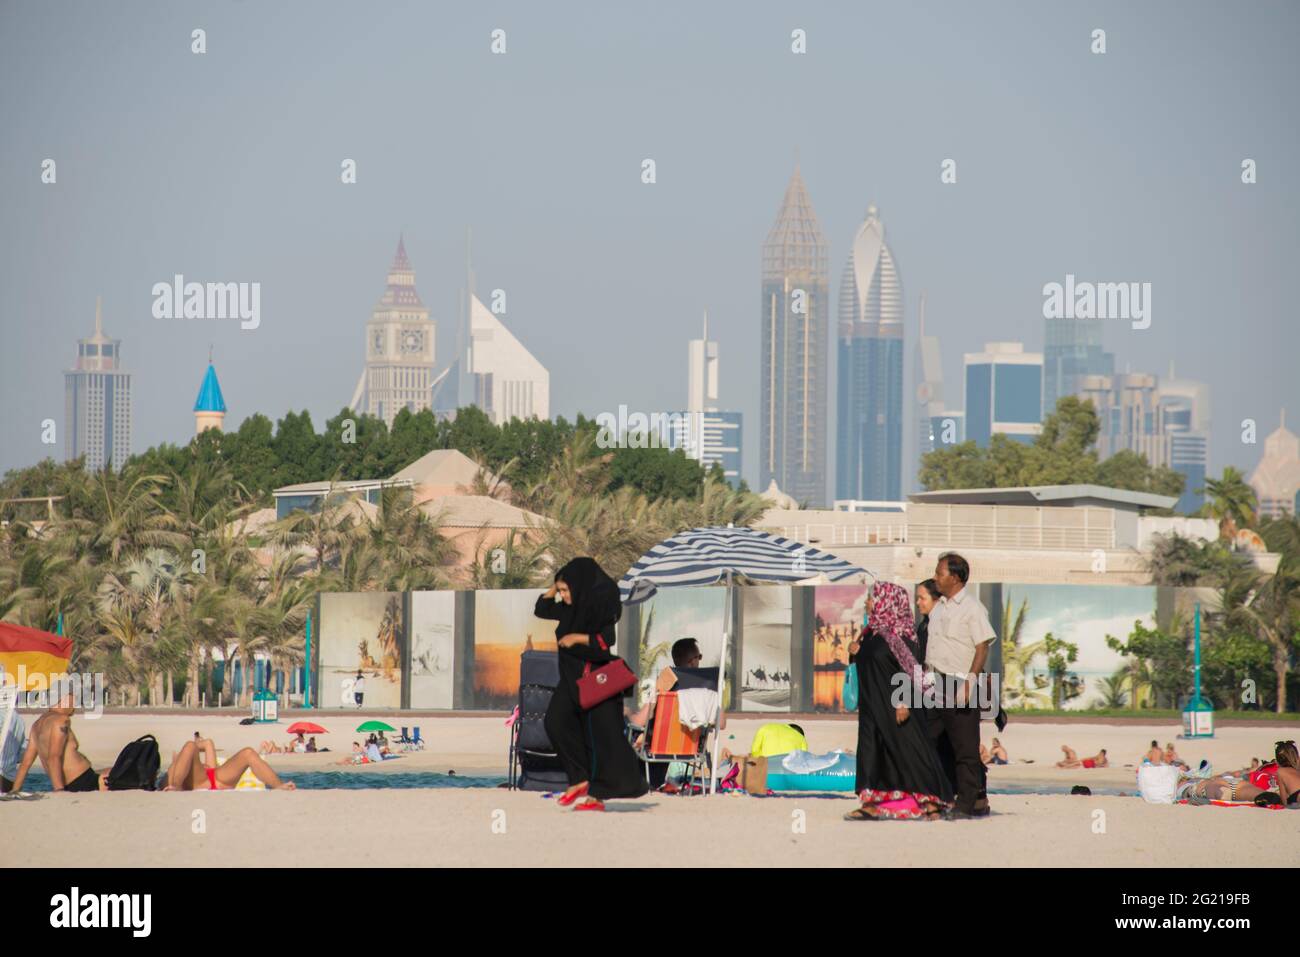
[576,633,637,710]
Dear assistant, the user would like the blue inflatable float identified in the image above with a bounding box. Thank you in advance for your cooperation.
[762,751,857,792]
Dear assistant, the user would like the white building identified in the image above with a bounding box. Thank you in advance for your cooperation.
[758,485,1278,586]
[65,297,132,471]
[468,293,549,424]
[1249,410,1300,518]
[350,237,436,428]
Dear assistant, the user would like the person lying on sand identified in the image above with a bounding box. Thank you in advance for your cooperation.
[163,736,295,791]
[1057,746,1107,769]
[8,692,107,793]
[1163,742,1189,771]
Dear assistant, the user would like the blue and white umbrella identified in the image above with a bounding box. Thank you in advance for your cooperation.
[618,526,870,604]
[618,526,872,794]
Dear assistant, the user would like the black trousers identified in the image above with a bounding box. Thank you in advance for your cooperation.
[926,675,986,813]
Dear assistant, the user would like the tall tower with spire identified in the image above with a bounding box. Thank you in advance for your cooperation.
[193,356,227,434]
[65,297,132,471]
[350,236,435,428]
[836,204,904,501]
[761,165,829,506]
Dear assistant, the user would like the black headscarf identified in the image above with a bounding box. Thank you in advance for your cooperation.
[554,557,623,636]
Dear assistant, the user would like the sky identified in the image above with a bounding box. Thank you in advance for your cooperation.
[2,0,1297,489]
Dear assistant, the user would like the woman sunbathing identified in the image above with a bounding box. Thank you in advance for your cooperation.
[164,737,295,791]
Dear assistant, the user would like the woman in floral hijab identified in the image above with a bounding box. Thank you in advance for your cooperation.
[845,581,954,821]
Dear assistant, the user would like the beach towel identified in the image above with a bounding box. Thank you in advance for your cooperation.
[676,688,719,730]
[1177,799,1284,810]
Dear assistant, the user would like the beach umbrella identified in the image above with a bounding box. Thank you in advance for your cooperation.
[1,623,74,777]
[286,721,327,735]
[356,720,395,733]
[0,621,73,691]
[618,526,869,604]
[618,526,872,794]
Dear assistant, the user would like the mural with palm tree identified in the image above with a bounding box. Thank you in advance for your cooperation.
[999,596,1050,707]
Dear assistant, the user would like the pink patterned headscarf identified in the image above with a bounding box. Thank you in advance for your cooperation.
[865,581,930,689]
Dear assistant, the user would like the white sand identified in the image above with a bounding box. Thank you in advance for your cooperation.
[4,712,1297,867]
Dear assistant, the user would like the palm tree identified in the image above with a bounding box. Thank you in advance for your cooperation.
[1200,467,1258,542]
[466,529,550,589]
[999,597,1050,707]
[1097,667,1130,709]
[1222,560,1300,712]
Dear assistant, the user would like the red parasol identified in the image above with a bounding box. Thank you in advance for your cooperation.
[285,721,328,735]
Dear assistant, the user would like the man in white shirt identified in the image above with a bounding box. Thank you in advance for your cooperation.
[353,672,365,709]
[924,552,996,818]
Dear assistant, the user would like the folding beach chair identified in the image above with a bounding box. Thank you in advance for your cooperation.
[396,726,411,744]
[409,726,425,751]
[507,651,568,792]
[631,666,719,795]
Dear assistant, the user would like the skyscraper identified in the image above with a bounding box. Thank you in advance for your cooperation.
[963,342,1044,447]
[761,166,829,506]
[1157,365,1210,514]
[349,237,435,428]
[913,292,947,480]
[65,297,132,472]
[836,205,903,501]
[669,311,743,486]
[467,292,549,424]
[1043,314,1114,414]
[1078,373,1170,467]
[1248,410,1300,518]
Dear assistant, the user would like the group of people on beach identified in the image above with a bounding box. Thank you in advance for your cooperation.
[530,551,1004,820]
[844,552,1000,821]
[0,692,296,793]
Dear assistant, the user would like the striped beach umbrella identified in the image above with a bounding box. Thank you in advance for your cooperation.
[618,525,869,604]
[617,526,872,795]
[0,622,73,691]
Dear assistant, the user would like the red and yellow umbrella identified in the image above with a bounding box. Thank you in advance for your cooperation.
[0,622,73,691]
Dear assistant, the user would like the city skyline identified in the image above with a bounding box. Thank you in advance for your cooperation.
[3,2,1297,491]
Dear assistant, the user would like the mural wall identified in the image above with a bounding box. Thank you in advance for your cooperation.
[739,587,792,712]
[473,589,556,710]
[635,586,728,705]
[409,591,456,710]
[811,583,870,712]
[318,592,404,709]
[999,584,1158,710]
[311,583,1177,713]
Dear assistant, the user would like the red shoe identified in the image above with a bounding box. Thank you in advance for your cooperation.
[556,783,589,807]
[574,799,605,812]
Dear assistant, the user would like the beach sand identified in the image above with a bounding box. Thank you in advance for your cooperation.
[4,712,1297,867]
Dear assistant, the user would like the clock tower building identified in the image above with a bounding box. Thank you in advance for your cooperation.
[360,236,435,428]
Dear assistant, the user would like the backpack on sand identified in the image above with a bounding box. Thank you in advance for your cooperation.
[106,734,161,791]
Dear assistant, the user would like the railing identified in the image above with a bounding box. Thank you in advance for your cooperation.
[767,506,1117,551]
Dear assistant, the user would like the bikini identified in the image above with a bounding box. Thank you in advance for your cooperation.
[205,767,219,790]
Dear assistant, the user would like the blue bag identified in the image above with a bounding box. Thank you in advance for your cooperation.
[842,664,858,712]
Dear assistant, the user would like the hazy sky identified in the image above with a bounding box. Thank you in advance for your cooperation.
[2,0,1297,488]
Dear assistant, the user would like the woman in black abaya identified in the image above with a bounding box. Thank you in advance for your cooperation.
[845,581,953,821]
[535,557,649,810]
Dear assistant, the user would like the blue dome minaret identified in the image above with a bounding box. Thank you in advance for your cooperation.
[193,357,227,435]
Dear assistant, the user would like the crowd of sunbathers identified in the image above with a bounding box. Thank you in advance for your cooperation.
[1173,740,1300,807]
[0,692,295,793]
